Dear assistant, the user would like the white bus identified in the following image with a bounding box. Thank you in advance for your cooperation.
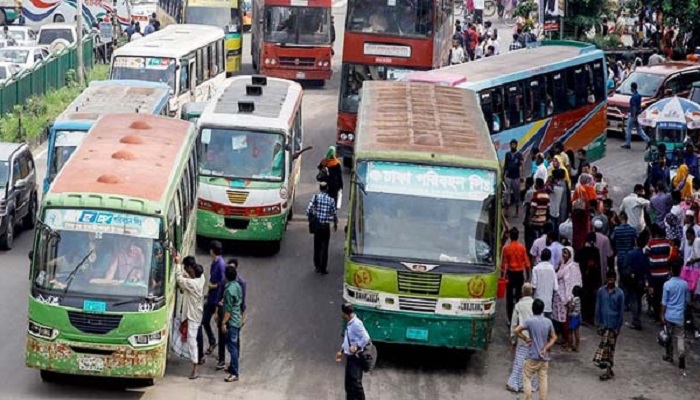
[195,75,308,252]
[109,24,226,116]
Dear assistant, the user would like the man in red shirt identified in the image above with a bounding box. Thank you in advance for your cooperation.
[501,227,531,320]
[463,23,479,61]
[647,224,678,322]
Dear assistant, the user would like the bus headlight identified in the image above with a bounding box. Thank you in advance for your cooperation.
[264,58,271,65]
[279,187,288,200]
[128,329,165,347]
[270,58,277,65]
[348,133,355,141]
[340,133,348,140]
[317,60,323,66]
[28,321,59,341]
[322,61,329,67]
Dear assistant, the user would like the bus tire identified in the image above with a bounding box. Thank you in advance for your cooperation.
[40,370,58,383]
[287,205,294,221]
[140,378,155,387]
[342,156,353,170]
[0,212,15,250]
[268,240,281,255]
[53,14,65,23]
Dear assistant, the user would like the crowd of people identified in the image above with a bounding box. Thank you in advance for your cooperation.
[500,138,698,398]
[449,18,537,64]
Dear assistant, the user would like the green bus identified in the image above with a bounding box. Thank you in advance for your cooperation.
[26,114,198,382]
[195,75,306,252]
[344,81,501,350]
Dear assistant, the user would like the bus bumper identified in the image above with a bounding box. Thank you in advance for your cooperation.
[259,67,332,81]
[196,209,287,241]
[26,335,166,378]
[353,305,493,350]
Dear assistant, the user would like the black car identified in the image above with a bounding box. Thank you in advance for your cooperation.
[0,142,37,250]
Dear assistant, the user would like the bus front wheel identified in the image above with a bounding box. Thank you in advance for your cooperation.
[342,157,353,170]
[268,240,281,255]
[40,370,59,383]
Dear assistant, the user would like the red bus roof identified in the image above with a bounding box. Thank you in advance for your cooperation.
[50,114,193,202]
[404,71,467,86]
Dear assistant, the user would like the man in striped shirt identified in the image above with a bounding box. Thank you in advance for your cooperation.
[529,178,550,238]
[307,182,338,275]
[646,224,676,322]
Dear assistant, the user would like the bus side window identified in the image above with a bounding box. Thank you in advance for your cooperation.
[550,72,565,114]
[218,39,225,74]
[524,78,542,121]
[479,91,495,134]
[590,62,605,101]
[180,60,190,95]
[167,201,177,248]
[293,109,302,153]
[573,67,587,106]
[507,83,523,127]
[203,46,210,80]
[174,190,183,248]
[492,87,507,131]
[196,48,204,85]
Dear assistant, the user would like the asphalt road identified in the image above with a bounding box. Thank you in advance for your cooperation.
[0,10,698,400]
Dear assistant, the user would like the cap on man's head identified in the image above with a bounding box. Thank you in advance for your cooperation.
[594,220,603,229]
[687,210,695,217]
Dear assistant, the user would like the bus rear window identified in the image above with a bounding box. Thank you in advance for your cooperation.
[346,0,433,37]
[111,56,176,92]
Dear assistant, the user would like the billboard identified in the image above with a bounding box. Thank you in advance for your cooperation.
[540,0,564,32]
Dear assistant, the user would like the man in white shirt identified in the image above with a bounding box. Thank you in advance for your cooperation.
[648,49,665,65]
[534,153,548,183]
[620,184,650,234]
[449,39,466,65]
[531,248,559,318]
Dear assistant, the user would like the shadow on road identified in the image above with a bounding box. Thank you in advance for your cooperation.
[374,342,486,375]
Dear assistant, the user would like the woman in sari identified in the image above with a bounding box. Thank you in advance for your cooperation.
[672,164,693,201]
[548,156,571,189]
[571,173,597,251]
[552,246,583,349]
[576,232,602,325]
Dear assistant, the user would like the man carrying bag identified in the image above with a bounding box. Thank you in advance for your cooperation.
[307,182,337,275]
[336,303,375,400]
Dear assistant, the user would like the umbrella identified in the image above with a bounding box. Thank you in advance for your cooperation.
[637,96,700,129]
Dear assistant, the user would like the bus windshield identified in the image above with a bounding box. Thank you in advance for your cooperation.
[264,6,331,45]
[616,71,664,97]
[111,56,177,92]
[346,0,433,37]
[351,161,497,270]
[33,209,165,300]
[340,64,415,113]
[186,6,233,27]
[50,130,88,179]
[199,128,285,182]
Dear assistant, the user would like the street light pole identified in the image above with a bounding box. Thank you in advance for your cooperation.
[76,0,84,86]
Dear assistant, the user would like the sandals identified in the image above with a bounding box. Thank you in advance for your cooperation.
[189,373,199,380]
[599,372,612,381]
[225,374,239,382]
[205,342,217,355]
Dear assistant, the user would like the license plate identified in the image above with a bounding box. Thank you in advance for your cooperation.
[83,300,106,313]
[608,120,621,128]
[458,302,484,312]
[355,291,379,303]
[78,356,105,372]
[406,327,428,341]
[296,72,306,79]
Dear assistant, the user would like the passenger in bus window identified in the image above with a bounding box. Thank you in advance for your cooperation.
[105,237,146,282]
[545,95,554,116]
[365,13,388,33]
[587,87,596,104]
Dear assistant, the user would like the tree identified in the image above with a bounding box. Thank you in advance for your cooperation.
[567,0,610,39]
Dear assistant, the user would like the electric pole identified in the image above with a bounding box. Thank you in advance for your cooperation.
[76,0,84,85]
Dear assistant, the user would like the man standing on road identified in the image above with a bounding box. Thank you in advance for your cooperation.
[532,249,558,319]
[620,184,650,234]
[228,258,247,354]
[502,227,531,320]
[514,299,557,400]
[175,256,205,379]
[503,139,523,217]
[221,266,243,382]
[336,303,371,400]
[650,182,672,228]
[647,224,674,321]
[199,241,227,369]
[661,261,689,374]
[625,235,650,330]
[622,82,650,149]
[594,270,625,381]
[612,212,638,308]
[307,182,338,274]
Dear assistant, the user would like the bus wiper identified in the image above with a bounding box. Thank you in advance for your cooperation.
[59,250,94,300]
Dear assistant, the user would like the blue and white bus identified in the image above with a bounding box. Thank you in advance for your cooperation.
[43,80,170,194]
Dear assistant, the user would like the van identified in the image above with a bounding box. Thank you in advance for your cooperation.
[0,142,38,250]
[607,62,700,134]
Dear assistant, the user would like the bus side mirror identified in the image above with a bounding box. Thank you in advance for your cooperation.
[28,250,33,261]
[665,88,673,96]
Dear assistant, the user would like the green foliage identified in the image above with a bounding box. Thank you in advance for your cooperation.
[0,64,109,143]
[650,0,700,36]
[567,0,612,38]
[586,33,624,49]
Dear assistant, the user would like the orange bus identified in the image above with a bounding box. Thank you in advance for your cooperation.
[336,0,454,166]
[251,0,333,82]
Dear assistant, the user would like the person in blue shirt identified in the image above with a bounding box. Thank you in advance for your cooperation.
[594,270,625,381]
[196,241,227,369]
[336,303,370,400]
[622,82,650,149]
[661,261,689,372]
[625,236,650,330]
[682,143,699,178]
[227,258,247,355]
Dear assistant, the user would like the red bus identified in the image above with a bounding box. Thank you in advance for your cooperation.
[251,0,333,82]
[336,0,453,166]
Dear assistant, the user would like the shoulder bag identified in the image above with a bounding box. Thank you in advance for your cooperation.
[345,328,377,372]
[308,195,321,234]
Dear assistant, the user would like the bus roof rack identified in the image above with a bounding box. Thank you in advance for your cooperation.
[238,101,255,113]
[252,75,267,86]
[246,85,263,96]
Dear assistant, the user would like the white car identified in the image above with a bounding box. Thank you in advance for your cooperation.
[37,23,77,47]
[6,27,37,47]
[0,62,22,84]
[0,47,50,71]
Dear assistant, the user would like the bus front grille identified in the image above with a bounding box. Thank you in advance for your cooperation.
[67,311,122,335]
[279,57,316,67]
[397,271,441,295]
[226,191,249,204]
[398,296,437,313]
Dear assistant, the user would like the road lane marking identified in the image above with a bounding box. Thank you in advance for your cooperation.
[35,147,47,160]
